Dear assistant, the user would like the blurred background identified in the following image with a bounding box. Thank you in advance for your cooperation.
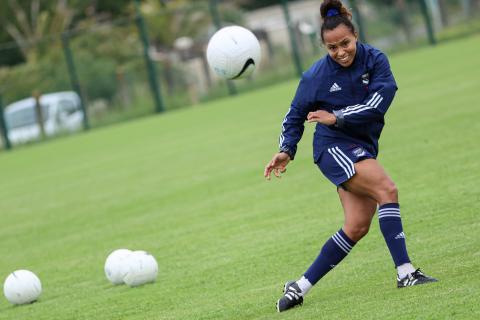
[1,0,479,150]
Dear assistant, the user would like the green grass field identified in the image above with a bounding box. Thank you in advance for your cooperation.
[1,34,479,320]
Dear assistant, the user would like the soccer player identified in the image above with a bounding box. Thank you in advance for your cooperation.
[264,0,437,313]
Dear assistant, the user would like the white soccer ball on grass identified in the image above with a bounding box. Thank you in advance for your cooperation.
[123,250,158,287]
[3,269,42,305]
[206,25,261,80]
[104,249,132,285]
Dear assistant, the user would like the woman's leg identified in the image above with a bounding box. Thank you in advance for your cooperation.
[277,159,437,312]
[342,158,397,205]
[297,187,376,295]
[338,187,377,242]
[342,159,411,270]
[277,190,377,312]
[343,159,437,285]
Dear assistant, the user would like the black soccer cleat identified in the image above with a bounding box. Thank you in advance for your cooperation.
[397,268,438,288]
[276,281,303,312]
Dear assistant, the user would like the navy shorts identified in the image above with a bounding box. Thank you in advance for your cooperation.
[316,143,375,187]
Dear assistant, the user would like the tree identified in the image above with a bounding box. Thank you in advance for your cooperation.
[4,0,73,63]
[138,0,244,94]
[68,0,132,24]
[437,0,449,26]
[394,0,412,43]
[232,0,302,10]
[368,0,416,43]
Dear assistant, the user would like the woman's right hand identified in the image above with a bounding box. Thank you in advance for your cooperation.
[264,152,291,180]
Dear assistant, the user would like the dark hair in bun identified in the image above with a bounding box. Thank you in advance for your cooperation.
[320,0,356,42]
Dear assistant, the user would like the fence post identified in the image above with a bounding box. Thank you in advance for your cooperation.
[420,0,437,45]
[32,90,46,140]
[461,0,472,18]
[134,0,166,113]
[280,0,303,77]
[61,32,90,129]
[350,0,367,43]
[0,94,12,150]
[308,32,320,56]
[209,0,237,96]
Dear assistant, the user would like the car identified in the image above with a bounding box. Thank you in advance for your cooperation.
[3,91,85,145]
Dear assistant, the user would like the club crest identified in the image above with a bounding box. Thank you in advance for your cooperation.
[361,73,370,85]
[352,147,366,158]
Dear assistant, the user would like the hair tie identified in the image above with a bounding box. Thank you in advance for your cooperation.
[326,8,340,17]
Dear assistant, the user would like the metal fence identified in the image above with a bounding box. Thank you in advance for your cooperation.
[1,0,479,150]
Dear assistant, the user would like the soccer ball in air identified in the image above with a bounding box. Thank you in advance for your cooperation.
[3,269,42,305]
[206,26,261,80]
[104,249,132,285]
[123,250,158,287]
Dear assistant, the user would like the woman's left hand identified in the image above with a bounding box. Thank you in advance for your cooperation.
[307,110,336,125]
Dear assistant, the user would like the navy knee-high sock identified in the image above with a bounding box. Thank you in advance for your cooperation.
[378,203,411,267]
[304,229,356,285]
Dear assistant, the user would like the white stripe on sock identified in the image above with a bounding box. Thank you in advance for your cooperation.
[334,232,352,250]
[378,214,402,219]
[379,208,400,213]
[332,234,350,253]
[379,210,400,214]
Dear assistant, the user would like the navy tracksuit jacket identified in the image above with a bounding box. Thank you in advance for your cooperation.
[279,42,398,161]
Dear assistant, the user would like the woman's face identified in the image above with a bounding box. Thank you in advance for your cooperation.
[323,24,358,67]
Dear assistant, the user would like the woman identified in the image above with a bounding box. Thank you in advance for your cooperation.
[264,0,437,313]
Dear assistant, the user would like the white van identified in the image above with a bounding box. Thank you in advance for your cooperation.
[4,91,85,145]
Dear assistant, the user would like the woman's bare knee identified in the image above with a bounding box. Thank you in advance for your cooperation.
[343,224,370,242]
[376,181,398,204]
[346,160,399,204]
